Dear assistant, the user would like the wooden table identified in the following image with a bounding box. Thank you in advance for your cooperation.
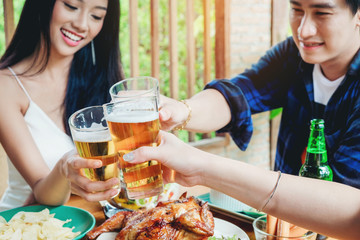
[66,185,255,240]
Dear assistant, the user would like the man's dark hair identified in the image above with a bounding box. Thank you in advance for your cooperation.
[346,0,360,15]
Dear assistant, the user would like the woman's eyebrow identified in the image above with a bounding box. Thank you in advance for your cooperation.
[76,0,107,11]
[95,6,107,11]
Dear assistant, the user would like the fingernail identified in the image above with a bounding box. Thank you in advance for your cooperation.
[111,188,120,198]
[123,152,135,162]
[94,161,102,168]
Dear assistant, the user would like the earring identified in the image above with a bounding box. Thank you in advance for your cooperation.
[91,40,96,66]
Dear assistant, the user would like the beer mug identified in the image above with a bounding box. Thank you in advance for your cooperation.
[68,106,120,187]
[109,76,159,103]
[103,78,164,200]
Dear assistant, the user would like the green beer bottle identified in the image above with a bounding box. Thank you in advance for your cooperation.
[299,119,333,181]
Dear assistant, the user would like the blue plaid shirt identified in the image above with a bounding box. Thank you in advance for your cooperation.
[205,37,360,189]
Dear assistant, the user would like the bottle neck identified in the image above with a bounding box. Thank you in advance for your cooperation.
[304,149,328,166]
[305,122,328,166]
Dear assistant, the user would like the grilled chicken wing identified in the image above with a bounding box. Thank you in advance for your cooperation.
[87,194,214,240]
[87,210,132,239]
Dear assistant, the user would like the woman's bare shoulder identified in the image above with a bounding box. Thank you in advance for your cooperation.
[0,67,14,79]
[0,66,19,80]
[0,67,18,91]
[0,67,28,110]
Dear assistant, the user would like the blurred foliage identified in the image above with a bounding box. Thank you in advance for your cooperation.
[270,108,282,120]
[119,0,216,99]
[119,1,217,142]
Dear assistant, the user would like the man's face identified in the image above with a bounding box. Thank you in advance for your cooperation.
[290,0,360,68]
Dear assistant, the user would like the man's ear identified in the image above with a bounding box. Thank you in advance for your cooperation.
[356,9,360,27]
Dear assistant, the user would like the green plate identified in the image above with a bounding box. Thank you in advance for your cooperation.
[0,205,95,239]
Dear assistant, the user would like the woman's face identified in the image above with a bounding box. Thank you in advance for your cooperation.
[290,0,360,67]
[50,0,108,57]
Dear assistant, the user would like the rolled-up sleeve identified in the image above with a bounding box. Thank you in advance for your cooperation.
[204,37,300,151]
[205,79,253,151]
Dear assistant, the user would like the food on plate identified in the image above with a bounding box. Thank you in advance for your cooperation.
[0,208,80,240]
[87,193,214,240]
[112,183,179,210]
[208,236,242,240]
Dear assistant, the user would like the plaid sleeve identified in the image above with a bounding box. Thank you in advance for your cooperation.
[204,37,300,151]
[205,79,253,151]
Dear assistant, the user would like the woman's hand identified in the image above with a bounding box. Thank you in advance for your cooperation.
[60,150,119,202]
[122,131,205,187]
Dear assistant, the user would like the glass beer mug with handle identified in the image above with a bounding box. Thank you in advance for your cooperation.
[68,106,120,188]
[103,89,164,200]
[109,76,159,103]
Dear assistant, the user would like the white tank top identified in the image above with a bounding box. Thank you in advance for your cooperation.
[0,67,74,211]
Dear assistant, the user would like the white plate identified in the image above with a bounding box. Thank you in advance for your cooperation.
[214,217,250,240]
[97,217,249,240]
[97,232,118,240]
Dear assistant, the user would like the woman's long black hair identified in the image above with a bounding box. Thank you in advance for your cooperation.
[0,0,124,135]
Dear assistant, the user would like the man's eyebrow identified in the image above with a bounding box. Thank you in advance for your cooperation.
[310,3,336,8]
[290,0,301,6]
[290,0,336,9]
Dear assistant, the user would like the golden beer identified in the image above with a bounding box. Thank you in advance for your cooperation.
[107,111,163,199]
[73,137,119,183]
[69,105,120,192]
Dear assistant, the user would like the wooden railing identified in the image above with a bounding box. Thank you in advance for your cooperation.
[126,0,231,143]
[3,0,14,46]
[2,0,231,147]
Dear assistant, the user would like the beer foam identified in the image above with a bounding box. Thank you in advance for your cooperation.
[106,111,159,123]
[72,130,112,142]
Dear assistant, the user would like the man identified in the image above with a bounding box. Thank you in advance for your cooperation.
[159,0,360,188]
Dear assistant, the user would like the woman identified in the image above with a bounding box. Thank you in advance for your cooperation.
[0,0,123,211]
[123,131,360,240]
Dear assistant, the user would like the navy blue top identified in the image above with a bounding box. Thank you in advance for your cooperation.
[206,37,360,188]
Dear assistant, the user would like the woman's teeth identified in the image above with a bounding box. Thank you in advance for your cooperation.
[61,29,82,42]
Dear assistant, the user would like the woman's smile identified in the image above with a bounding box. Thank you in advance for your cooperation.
[60,28,84,47]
